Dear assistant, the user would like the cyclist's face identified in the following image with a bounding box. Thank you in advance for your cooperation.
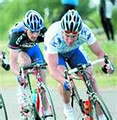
[26,29,40,41]
[62,31,79,46]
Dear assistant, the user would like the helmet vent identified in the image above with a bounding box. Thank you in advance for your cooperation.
[74,23,78,31]
[31,23,33,30]
[23,10,44,32]
[77,17,79,22]
[34,16,36,21]
[27,19,29,25]
[74,16,76,21]
[40,19,42,25]
[30,15,33,21]
[34,22,37,30]
[37,23,40,29]
[69,15,72,21]
[61,20,65,29]
[66,15,68,21]
[66,23,69,31]
[70,22,73,32]
[78,22,82,32]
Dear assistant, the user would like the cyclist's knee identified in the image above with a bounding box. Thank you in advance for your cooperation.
[18,51,31,66]
[40,69,46,83]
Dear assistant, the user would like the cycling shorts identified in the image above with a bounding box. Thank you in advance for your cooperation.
[25,45,45,64]
[58,47,89,69]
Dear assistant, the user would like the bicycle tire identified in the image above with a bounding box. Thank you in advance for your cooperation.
[0,94,8,120]
[37,84,56,120]
[90,93,113,120]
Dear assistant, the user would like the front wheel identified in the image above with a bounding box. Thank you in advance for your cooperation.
[90,93,113,120]
[0,93,8,120]
[36,84,56,120]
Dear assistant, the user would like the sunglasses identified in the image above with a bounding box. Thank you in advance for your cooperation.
[29,30,40,34]
[64,30,78,35]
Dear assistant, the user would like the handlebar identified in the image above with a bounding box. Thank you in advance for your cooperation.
[21,62,47,71]
[19,62,47,78]
[66,55,109,75]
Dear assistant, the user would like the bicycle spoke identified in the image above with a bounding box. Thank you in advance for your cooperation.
[90,93,113,120]
[0,94,8,120]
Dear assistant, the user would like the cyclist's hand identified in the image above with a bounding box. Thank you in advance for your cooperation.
[0,51,10,71]
[63,80,70,91]
[63,80,74,91]
[1,63,10,71]
[17,75,27,87]
[102,62,114,74]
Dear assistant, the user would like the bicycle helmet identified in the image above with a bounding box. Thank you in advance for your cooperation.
[23,10,44,32]
[61,9,82,33]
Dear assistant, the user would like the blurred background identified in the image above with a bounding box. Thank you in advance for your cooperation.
[0,0,117,40]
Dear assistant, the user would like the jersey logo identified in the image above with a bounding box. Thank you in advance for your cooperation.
[16,33,26,45]
[51,37,62,48]
[81,29,91,40]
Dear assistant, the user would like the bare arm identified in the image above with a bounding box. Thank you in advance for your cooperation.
[47,53,65,84]
[9,49,19,76]
[89,41,105,66]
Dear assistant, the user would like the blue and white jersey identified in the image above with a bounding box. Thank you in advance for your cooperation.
[44,21,96,54]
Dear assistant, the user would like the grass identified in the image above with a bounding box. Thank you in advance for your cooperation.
[0,33,117,89]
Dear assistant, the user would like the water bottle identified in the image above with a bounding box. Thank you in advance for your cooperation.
[31,89,37,104]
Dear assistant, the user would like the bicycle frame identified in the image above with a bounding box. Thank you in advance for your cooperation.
[20,62,56,120]
[64,56,113,120]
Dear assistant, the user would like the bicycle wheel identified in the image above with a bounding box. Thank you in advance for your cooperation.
[90,93,113,120]
[0,94,8,120]
[37,84,56,120]
[71,87,86,120]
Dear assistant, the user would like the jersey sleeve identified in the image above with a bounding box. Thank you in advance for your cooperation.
[37,27,47,43]
[86,32,96,45]
[8,32,20,50]
[81,24,96,45]
[44,37,59,54]
[44,22,62,54]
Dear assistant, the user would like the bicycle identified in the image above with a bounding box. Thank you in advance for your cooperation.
[0,93,8,120]
[64,56,113,120]
[20,62,56,120]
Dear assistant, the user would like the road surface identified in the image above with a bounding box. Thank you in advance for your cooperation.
[0,87,117,120]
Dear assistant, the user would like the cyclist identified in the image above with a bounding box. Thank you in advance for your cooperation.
[0,50,10,71]
[44,10,114,120]
[8,10,47,118]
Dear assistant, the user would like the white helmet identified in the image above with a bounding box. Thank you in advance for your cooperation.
[23,10,44,32]
[61,9,82,33]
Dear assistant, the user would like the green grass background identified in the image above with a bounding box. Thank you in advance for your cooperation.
[0,33,117,89]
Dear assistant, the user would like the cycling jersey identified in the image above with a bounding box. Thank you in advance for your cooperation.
[8,22,46,63]
[58,47,89,68]
[8,22,47,51]
[44,21,96,54]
